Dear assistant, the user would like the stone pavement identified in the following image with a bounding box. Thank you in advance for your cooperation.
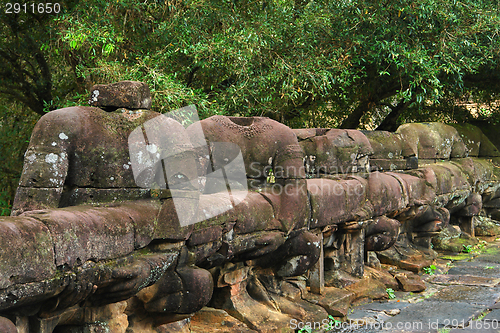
[341,239,500,333]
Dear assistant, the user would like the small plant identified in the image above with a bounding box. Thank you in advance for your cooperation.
[472,309,490,323]
[297,315,342,332]
[324,315,342,331]
[438,328,451,333]
[485,266,495,270]
[423,265,437,275]
[266,167,276,183]
[463,244,473,253]
[386,288,396,299]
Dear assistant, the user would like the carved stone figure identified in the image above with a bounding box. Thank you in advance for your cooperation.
[3,81,500,332]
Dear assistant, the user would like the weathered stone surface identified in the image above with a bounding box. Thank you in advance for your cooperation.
[325,228,366,278]
[0,273,70,311]
[452,158,496,192]
[74,302,129,333]
[431,224,478,253]
[407,162,470,201]
[483,309,500,322]
[12,106,163,215]
[387,172,435,206]
[475,216,500,236]
[11,187,64,216]
[269,293,330,328]
[377,239,434,272]
[308,177,367,228]
[141,266,213,314]
[446,261,500,279]
[364,130,415,159]
[22,205,135,267]
[303,287,355,316]
[0,317,16,333]
[369,158,418,172]
[156,318,191,333]
[12,95,500,333]
[34,107,159,188]
[259,179,309,232]
[452,123,500,157]
[396,122,467,159]
[298,128,373,174]
[190,307,257,332]
[211,281,294,332]
[232,192,277,234]
[18,146,69,188]
[365,216,401,252]
[108,199,161,248]
[393,271,426,292]
[59,188,152,207]
[367,172,407,216]
[192,116,305,180]
[0,216,55,289]
[155,198,194,241]
[426,285,500,307]
[456,192,482,217]
[344,274,388,301]
[364,266,399,290]
[384,300,484,330]
[88,81,152,110]
[473,242,500,264]
[324,268,362,289]
[428,274,500,287]
[348,299,412,315]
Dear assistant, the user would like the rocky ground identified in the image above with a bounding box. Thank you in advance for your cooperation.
[154,236,500,333]
[344,237,500,333]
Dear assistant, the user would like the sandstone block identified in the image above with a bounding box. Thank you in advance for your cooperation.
[396,122,467,159]
[23,205,135,267]
[0,216,55,289]
[88,81,152,110]
[307,177,367,228]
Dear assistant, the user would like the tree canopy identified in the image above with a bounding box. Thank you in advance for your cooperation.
[1,0,500,210]
[2,0,500,126]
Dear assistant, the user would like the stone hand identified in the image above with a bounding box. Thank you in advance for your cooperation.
[91,254,174,306]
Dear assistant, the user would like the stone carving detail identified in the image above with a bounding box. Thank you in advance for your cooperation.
[2,81,500,332]
[212,115,273,139]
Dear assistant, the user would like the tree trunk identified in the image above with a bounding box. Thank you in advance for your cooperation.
[376,99,412,132]
[339,100,369,129]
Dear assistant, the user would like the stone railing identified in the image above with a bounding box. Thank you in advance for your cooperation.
[1,81,500,333]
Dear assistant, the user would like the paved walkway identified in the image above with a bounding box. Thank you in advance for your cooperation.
[337,239,500,333]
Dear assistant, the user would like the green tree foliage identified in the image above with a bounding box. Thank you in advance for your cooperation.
[0,103,39,215]
[2,0,500,126]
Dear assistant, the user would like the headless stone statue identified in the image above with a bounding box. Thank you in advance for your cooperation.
[12,82,159,215]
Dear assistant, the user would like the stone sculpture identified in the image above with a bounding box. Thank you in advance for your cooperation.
[1,81,500,332]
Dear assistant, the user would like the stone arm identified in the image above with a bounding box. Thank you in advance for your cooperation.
[11,109,79,215]
[265,139,309,232]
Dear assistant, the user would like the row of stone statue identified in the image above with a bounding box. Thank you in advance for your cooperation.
[0,81,499,332]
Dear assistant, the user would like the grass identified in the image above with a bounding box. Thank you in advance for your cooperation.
[474,310,491,321]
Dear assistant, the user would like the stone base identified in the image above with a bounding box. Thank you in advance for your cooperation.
[376,237,436,273]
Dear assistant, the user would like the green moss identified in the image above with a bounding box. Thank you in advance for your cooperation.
[439,253,473,261]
